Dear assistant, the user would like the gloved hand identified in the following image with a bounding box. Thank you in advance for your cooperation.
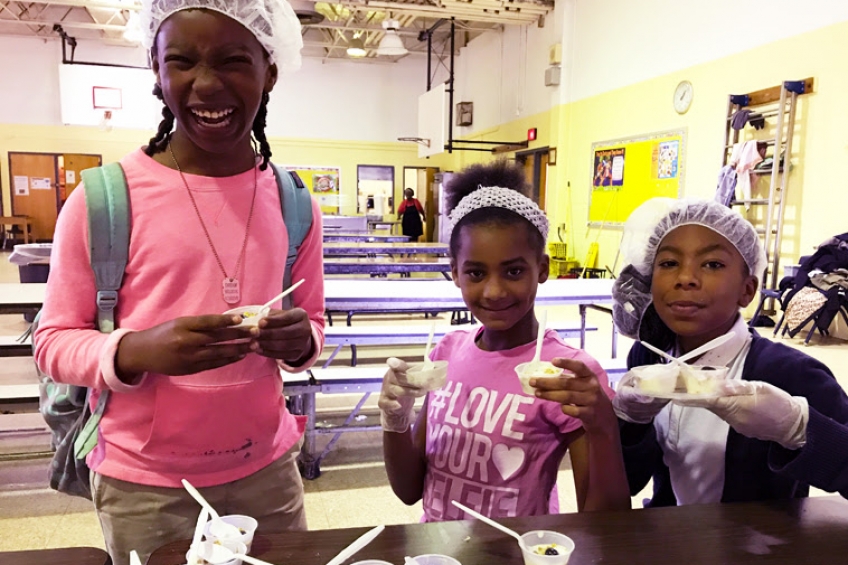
[377,357,428,433]
[677,380,809,450]
[612,370,671,424]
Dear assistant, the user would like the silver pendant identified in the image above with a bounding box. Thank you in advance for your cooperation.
[223,278,241,305]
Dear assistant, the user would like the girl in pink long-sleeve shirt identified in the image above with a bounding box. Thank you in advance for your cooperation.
[33,2,323,563]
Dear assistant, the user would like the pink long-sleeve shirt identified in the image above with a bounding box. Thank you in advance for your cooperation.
[34,148,325,488]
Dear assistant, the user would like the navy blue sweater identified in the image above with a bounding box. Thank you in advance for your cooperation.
[620,330,848,506]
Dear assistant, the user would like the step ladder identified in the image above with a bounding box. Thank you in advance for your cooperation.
[722,78,813,310]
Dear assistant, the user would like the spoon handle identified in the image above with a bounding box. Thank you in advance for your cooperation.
[181,479,221,521]
[451,500,523,543]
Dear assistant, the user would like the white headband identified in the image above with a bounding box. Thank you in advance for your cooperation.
[448,185,549,240]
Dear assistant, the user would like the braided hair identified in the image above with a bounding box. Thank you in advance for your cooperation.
[445,160,545,258]
[144,72,274,170]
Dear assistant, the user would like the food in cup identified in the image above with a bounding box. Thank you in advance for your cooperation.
[403,360,449,391]
[679,365,729,395]
[631,364,680,395]
[222,306,269,327]
[530,543,569,556]
[514,361,564,396]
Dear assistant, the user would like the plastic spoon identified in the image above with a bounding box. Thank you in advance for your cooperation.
[531,310,547,368]
[640,333,734,365]
[423,321,436,370]
[186,508,209,565]
[260,278,305,311]
[129,550,142,565]
[451,500,527,550]
[324,524,386,565]
[180,479,241,539]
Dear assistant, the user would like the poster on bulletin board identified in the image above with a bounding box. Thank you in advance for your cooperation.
[588,129,685,226]
[284,165,341,214]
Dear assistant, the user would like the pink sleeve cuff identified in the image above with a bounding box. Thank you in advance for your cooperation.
[278,324,324,373]
[100,328,149,392]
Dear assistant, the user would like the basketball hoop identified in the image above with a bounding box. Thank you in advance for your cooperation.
[398,136,430,147]
[99,110,113,132]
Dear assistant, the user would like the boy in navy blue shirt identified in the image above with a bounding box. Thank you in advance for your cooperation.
[611,198,848,505]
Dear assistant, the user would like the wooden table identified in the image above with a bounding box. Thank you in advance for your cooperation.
[0,216,32,244]
[3,547,110,565]
[323,257,453,279]
[323,232,410,243]
[323,242,449,256]
[147,496,848,565]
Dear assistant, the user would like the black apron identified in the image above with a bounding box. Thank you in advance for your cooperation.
[401,199,423,239]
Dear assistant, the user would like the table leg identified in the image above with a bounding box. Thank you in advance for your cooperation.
[297,392,320,479]
[579,304,587,350]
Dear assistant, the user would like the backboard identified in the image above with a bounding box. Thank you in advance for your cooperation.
[58,64,160,130]
[416,83,447,158]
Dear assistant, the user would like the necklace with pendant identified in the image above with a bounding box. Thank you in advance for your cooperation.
[168,143,257,305]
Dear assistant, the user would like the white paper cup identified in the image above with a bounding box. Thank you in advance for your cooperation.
[186,540,246,565]
[223,306,269,327]
[514,361,564,396]
[631,364,680,395]
[351,561,395,565]
[679,365,729,395]
[411,555,462,565]
[203,515,258,554]
[404,361,449,390]
[519,530,575,565]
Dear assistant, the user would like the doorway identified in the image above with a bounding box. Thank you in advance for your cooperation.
[357,165,395,217]
[515,147,550,212]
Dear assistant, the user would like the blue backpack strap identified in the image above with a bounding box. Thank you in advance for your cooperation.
[272,164,313,309]
[81,163,130,333]
[73,163,130,458]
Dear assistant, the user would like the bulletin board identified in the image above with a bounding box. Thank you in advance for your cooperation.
[284,165,341,214]
[588,129,685,226]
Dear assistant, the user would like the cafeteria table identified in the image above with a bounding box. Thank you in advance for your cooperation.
[323,232,410,243]
[147,496,848,565]
[3,546,110,565]
[323,242,449,256]
[323,257,453,279]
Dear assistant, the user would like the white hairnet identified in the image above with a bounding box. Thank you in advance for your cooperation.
[613,197,766,345]
[139,0,303,72]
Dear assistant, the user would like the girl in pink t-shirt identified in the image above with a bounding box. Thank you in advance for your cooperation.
[34,2,323,564]
[379,161,630,521]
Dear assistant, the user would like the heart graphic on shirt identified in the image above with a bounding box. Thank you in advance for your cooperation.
[492,444,525,481]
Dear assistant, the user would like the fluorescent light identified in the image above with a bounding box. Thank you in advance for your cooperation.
[347,35,367,58]
[377,20,408,57]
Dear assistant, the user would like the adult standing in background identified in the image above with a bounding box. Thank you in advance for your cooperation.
[398,188,425,241]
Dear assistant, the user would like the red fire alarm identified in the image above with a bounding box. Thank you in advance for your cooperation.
[527,128,537,141]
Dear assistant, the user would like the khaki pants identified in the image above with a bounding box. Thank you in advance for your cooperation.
[91,441,307,565]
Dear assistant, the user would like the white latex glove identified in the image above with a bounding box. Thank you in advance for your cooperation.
[677,380,809,450]
[612,371,671,424]
[378,357,427,433]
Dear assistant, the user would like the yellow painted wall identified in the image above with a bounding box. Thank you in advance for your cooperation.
[0,124,428,219]
[454,19,848,279]
[557,19,848,275]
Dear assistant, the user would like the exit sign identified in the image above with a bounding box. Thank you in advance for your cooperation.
[527,128,537,141]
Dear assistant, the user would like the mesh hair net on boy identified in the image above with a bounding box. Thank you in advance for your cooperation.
[139,0,303,72]
[613,197,766,344]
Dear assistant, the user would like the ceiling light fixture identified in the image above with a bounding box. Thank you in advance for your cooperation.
[376,20,408,56]
[347,34,367,58]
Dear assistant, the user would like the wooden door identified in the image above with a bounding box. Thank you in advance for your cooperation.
[418,168,438,242]
[9,152,59,241]
[61,153,102,205]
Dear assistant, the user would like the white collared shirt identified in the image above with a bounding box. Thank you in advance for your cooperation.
[653,316,752,505]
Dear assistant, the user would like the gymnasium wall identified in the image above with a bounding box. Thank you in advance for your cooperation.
[0,35,426,216]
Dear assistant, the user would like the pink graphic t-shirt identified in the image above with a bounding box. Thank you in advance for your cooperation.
[422,327,612,521]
